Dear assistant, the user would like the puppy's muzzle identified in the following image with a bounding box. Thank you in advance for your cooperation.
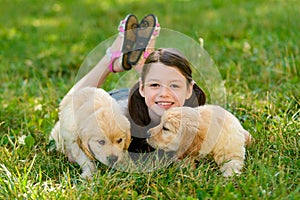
[107,155,118,165]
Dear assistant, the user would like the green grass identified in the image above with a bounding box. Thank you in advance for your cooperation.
[0,0,299,199]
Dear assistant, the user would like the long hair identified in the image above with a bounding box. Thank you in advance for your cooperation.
[128,48,206,126]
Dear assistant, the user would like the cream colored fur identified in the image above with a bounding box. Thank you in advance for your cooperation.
[147,105,252,177]
[50,87,131,178]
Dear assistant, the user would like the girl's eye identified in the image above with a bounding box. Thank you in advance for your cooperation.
[98,140,105,145]
[170,84,180,89]
[149,83,160,88]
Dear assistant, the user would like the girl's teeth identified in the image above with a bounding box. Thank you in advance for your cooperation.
[158,102,172,106]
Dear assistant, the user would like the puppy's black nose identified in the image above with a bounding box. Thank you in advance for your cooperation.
[107,155,118,165]
[146,131,151,138]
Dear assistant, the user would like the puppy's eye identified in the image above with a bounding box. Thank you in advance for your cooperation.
[117,138,123,143]
[162,126,169,131]
[98,140,105,145]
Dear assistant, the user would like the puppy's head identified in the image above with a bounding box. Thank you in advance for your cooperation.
[147,107,200,155]
[77,107,131,166]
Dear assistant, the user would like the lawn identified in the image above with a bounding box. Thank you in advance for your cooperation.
[0,0,299,199]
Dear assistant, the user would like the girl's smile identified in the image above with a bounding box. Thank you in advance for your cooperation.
[156,101,174,109]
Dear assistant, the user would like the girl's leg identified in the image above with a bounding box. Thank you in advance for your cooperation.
[67,35,124,95]
[67,33,158,95]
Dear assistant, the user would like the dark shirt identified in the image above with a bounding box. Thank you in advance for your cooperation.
[109,88,155,154]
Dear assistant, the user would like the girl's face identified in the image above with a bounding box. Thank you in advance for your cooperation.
[139,63,193,117]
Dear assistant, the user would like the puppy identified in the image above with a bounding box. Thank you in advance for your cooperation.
[50,87,131,178]
[147,105,252,177]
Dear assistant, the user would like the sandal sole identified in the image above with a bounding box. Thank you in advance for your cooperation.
[127,14,157,65]
[121,14,139,70]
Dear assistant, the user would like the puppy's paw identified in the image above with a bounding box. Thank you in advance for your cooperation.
[243,130,253,147]
[66,152,76,163]
[79,161,96,179]
[80,170,93,179]
[220,160,243,177]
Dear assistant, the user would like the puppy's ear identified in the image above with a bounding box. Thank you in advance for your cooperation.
[124,131,131,150]
[77,137,96,160]
[166,110,182,131]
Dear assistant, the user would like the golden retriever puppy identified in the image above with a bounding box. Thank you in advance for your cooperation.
[50,87,131,178]
[147,105,252,177]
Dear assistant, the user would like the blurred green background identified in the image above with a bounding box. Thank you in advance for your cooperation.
[1,0,298,84]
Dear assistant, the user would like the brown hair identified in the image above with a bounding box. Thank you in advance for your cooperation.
[128,48,206,126]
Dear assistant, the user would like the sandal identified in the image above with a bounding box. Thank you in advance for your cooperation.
[107,14,138,73]
[127,14,160,65]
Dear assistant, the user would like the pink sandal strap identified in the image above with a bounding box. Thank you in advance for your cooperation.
[107,18,126,73]
[118,20,126,36]
[106,48,122,73]
[143,51,151,59]
[151,23,160,38]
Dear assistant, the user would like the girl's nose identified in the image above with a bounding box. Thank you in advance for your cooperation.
[159,85,171,96]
